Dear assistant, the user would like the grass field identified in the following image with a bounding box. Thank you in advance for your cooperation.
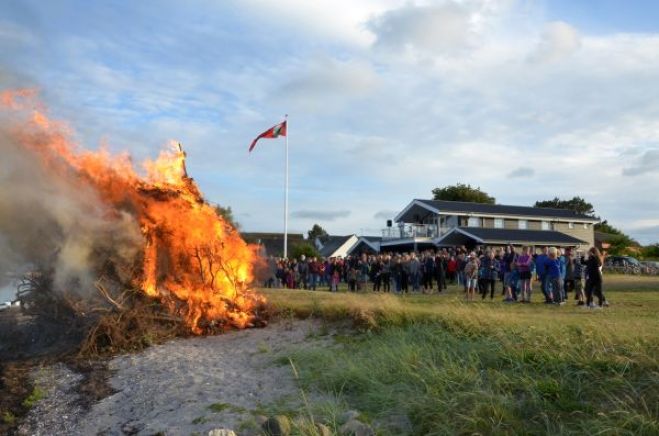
[261,275,659,435]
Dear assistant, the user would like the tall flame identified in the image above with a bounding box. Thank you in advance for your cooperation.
[1,89,264,334]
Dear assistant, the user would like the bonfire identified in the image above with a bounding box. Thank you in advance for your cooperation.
[0,89,266,356]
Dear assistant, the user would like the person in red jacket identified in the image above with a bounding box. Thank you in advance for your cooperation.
[447,256,457,284]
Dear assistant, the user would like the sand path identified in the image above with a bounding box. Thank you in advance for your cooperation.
[19,319,329,436]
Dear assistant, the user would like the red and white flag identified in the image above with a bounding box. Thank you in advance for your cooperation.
[249,120,287,152]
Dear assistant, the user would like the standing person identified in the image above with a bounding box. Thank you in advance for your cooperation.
[347,266,357,292]
[358,253,370,292]
[502,245,517,301]
[464,252,480,301]
[330,258,340,292]
[564,249,576,299]
[422,252,435,292]
[308,257,320,291]
[480,250,499,300]
[536,247,550,303]
[401,254,410,293]
[298,255,309,290]
[574,252,586,305]
[392,255,403,293]
[516,246,533,303]
[371,255,382,292]
[584,247,607,307]
[408,253,421,292]
[447,255,457,284]
[457,253,468,293]
[381,255,392,292]
[435,251,447,292]
[546,247,565,304]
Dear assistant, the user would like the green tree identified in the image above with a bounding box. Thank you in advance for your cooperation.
[290,242,320,259]
[307,224,329,243]
[594,220,624,235]
[213,204,240,230]
[534,197,595,216]
[642,244,659,259]
[593,220,639,255]
[431,183,495,204]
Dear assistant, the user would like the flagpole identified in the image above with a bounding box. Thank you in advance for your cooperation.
[284,114,289,259]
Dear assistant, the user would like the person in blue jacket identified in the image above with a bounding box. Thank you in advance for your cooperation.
[546,247,565,304]
[536,247,550,303]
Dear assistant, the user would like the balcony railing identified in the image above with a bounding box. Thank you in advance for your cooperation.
[382,224,450,240]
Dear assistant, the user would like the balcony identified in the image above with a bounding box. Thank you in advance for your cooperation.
[382,224,450,240]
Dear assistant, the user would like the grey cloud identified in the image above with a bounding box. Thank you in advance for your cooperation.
[629,225,659,245]
[373,210,396,220]
[277,57,378,112]
[368,2,473,55]
[622,149,659,176]
[292,210,351,221]
[507,167,535,178]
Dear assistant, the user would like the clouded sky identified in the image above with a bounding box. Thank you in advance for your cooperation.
[2,0,658,244]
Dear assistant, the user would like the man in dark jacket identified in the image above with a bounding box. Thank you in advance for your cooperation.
[480,250,499,299]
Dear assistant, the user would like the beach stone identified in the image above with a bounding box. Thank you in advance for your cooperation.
[208,430,237,436]
[316,423,333,436]
[262,415,291,436]
[254,414,269,426]
[339,410,361,424]
[340,419,375,436]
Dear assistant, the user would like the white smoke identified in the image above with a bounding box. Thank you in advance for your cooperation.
[0,123,142,295]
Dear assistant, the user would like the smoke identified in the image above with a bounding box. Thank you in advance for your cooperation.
[0,120,142,294]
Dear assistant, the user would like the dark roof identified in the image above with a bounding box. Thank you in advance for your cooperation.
[347,236,382,255]
[319,235,354,258]
[446,227,587,245]
[241,232,305,257]
[416,199,597,221]
[348,240,378,255]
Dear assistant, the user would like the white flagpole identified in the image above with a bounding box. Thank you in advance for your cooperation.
[283,114,289,258]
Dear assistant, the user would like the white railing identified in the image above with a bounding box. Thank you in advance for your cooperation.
[382,224,451,240]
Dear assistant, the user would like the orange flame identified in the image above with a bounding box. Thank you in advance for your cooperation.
[1,89,264,334]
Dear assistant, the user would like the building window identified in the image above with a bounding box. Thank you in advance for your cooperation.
[467,217,481,227]
[494,218,504,229]
[542,221,550,230]
[568,222,574,229]
[518,220,527,230]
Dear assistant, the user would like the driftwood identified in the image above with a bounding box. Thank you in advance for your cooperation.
[14,267,187,358]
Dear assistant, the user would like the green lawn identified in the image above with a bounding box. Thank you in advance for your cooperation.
[260,275,659,435]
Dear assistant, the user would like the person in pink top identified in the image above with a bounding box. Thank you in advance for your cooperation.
[516,246,533,302]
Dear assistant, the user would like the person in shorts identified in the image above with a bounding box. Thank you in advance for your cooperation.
[464,252,480,301]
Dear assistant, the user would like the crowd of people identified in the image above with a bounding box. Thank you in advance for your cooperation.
[262,245,608,308]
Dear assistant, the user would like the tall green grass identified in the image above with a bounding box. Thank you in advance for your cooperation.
[263,275,659,435]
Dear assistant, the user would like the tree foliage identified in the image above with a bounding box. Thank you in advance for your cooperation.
[290,242,319,259]
[594,220,624,236]
[213,205,240,230]
[642,244,659,259]
[307,224,329,243]
[534,197,595,216]
[431,183,495,204]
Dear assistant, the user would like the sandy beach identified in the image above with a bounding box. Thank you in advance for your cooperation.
[18,319,331,436]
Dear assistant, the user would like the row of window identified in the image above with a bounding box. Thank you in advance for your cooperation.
[466,217,587,230]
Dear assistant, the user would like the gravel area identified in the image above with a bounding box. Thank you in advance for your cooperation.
[17,319,330,436]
